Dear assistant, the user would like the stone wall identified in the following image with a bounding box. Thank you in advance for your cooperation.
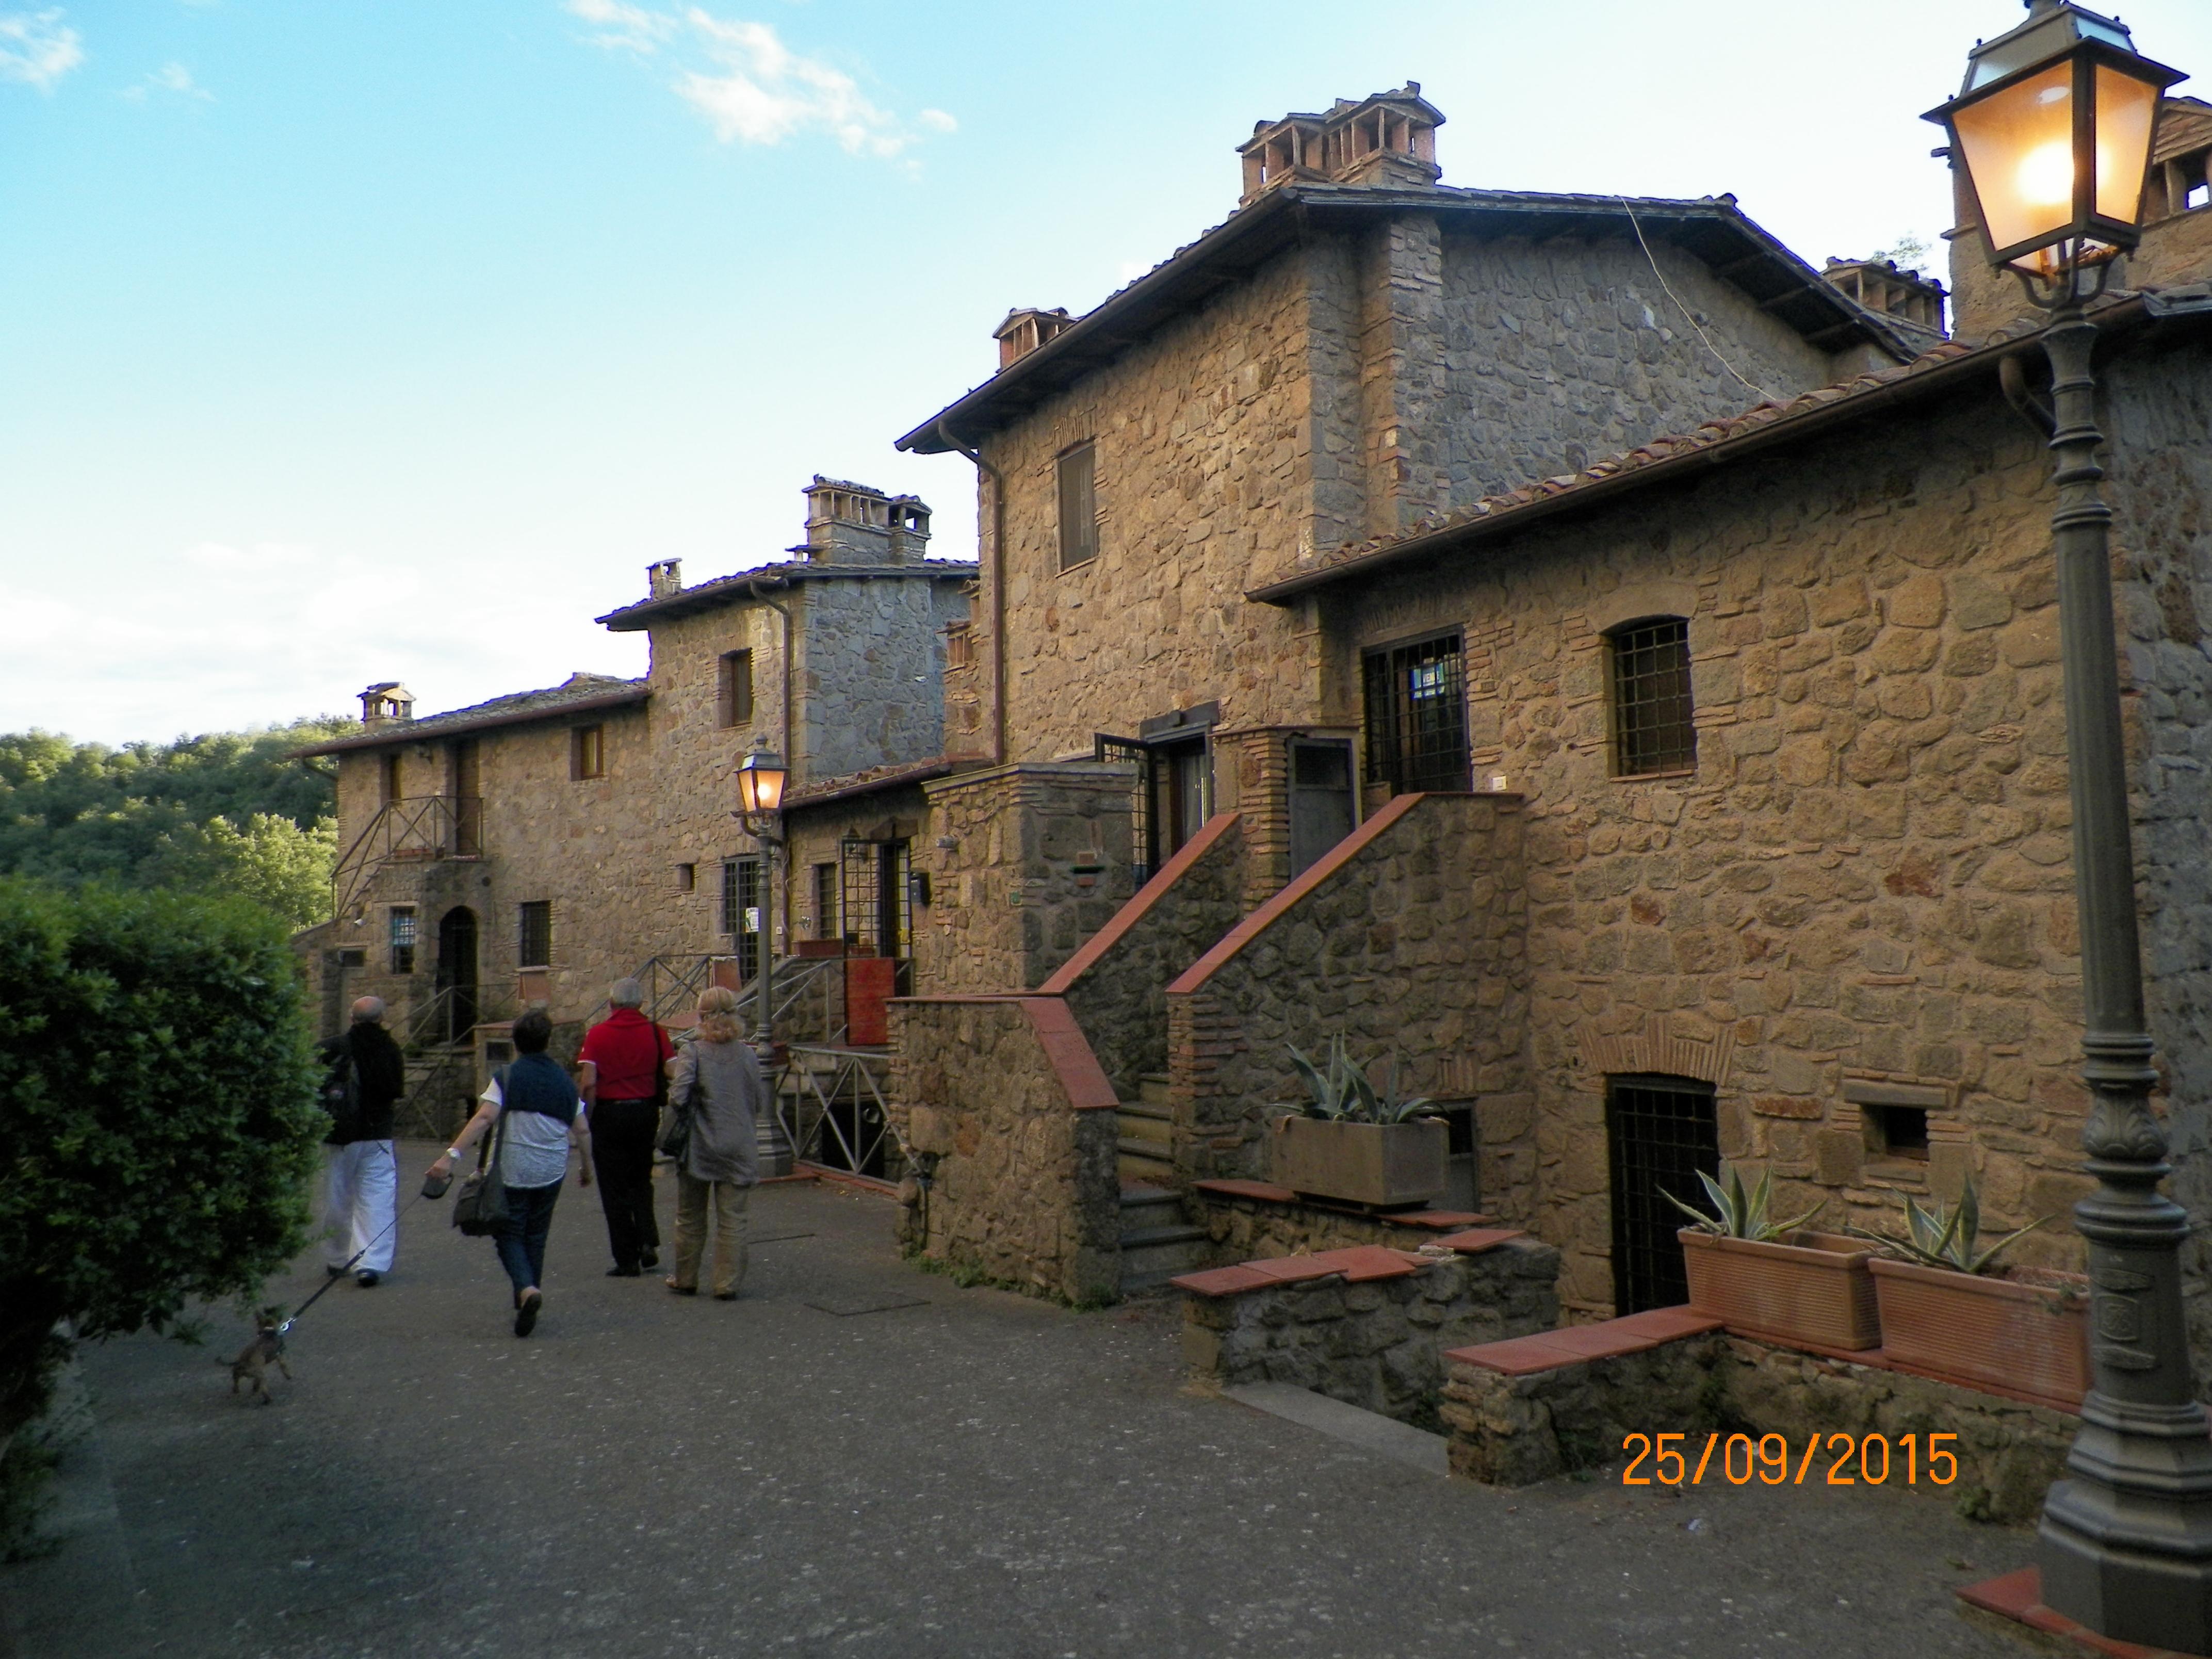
[916,762,1138,995]
[1326,367,2206,1314]
[1163,791,1531,1187]
[1441,1332,2079,1524]
[791,574,968,784]
[889,994,1121,1304]
[1191,1184,1492,1261]
[1040,812,1247,1099]
[1180,1240,1562,1429]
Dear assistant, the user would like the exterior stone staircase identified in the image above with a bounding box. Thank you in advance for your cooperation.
[1118,1183,1209,1292]
[1116,1071,1176,1185]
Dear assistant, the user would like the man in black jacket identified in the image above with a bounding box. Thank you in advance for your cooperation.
[318,997,408,1286]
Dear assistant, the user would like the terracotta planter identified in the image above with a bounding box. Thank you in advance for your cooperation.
[1678,1229,1882,1350]
[1270,1115,1447,1208]
[1868,1257,2091,1408]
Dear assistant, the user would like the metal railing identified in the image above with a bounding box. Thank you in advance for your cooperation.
[771,1044,898,1182]
[331,795,482,920]
[398,982,514,1051]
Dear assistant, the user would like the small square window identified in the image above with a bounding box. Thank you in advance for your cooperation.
[675,862,696,892]
[1863,1104,1929,1162]
[1608,616,1697,778]
[571,724,606,780]
[389,906,417,975]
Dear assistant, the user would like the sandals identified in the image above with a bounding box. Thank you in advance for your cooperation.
[664,1277,696,1296]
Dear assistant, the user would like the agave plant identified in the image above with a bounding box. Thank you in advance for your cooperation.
[1850,1170,2046,1275]
[1285,1036,1435,1126]
[1664,1164,1822,1242]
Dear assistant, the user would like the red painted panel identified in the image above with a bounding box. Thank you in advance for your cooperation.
[845,957,897,1046]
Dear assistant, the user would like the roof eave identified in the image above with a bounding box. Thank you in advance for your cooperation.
[291,686,652,756]
[596,561,980,632]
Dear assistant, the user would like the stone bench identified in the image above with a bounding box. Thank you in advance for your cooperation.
[1441,1309,2082,1522]
[1174,1231,1561,1431]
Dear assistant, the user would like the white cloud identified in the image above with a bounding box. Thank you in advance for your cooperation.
[0,9,85,90]
[561,2,949,160]
[122,61,211,102]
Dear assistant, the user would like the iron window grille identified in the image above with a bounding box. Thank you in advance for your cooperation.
[721,857,762,979]
[388,906,416,975]
[1094,734,1154,881]
[840,837,912,962]
[1608,617,1697,777]
[1362,633,1472,793]
[517,901,552,970]
[1057,442,1098,571]
[1605,1075,1719,1315]
[812,861,840,941]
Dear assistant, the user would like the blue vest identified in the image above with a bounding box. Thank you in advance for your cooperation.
[500,1052,577,1123]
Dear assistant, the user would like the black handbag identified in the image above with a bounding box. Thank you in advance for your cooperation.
[657,1065,694,1164]
[451,1075,510,1237]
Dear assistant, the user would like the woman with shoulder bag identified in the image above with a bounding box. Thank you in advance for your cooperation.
[663,986,764,1300]
[425,1009,590,1337]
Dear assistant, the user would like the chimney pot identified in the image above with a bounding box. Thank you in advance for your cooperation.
[646,559,683,599]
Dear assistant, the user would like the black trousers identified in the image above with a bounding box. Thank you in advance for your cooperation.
[590,1098,661,1269]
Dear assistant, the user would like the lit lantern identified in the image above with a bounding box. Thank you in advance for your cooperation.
[734,742,787,817]
[1925,0,2180,281]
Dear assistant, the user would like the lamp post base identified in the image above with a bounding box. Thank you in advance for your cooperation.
[2041,1495,2212,1656]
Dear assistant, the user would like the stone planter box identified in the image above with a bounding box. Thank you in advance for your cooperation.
[1868,1257,2091,1408]
[1270,1115,1447,1209]
[1679,1228,1881,1351]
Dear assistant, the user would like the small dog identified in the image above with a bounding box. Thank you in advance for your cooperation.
[225,1315,291,1404]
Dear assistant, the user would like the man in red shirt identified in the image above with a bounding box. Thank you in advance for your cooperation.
[577,978,676,1277]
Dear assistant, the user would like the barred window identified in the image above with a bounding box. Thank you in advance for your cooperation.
[517,901,552,969]
[1362,633,1471,794]
[1056,442,1098,572]
[1608,617,1696,777]
[812,861,839,941]
[721,857,762,978]
[388,906,416,975]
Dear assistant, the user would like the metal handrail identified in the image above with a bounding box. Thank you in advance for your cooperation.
[331,795,482,920]
[398,982,513,1051]
[771,1043,896,1179]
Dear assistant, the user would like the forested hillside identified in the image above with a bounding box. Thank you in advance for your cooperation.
[0,718,354,930]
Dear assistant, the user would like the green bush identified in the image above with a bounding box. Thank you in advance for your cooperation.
[0,878,324,1452]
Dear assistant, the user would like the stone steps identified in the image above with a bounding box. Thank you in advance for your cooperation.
[1118,1182,1208,1292]
[1116,1095,1175,1184]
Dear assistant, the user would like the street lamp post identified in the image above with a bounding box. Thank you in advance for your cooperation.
[1929,5,2212,1648]
[733,740,789,1046]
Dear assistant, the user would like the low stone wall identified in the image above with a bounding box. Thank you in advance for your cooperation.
[1040,812,1246,1101]
[1179,1237,1561,1430]
[1441,1330,2078,1523]
[888,994,1121,1304]
[1191,1178,1491,1262]
[1163,791,1530,1188]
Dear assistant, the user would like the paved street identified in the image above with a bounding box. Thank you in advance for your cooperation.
[5,1144,2037,1658]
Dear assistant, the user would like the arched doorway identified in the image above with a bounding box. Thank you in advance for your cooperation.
[435,906,479,1043]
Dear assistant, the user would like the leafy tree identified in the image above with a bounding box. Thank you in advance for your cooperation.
[0,717,351,919]
[145,814,339,932]
[0,879,323,1462]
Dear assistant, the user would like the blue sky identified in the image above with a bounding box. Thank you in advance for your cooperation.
[6,0,2211,744]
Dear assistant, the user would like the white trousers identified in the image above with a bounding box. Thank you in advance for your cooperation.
[324,1140,399,1274]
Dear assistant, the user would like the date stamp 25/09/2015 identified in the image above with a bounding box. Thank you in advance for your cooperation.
[1621,1432,1962,1488]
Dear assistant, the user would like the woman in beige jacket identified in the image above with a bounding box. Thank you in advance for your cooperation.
[664,986,766,1299]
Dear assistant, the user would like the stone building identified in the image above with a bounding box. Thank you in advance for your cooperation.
[881,82,2212,1358]
[295,477,973,1114]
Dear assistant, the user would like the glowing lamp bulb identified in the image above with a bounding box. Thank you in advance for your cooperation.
[2018,140,2076,208]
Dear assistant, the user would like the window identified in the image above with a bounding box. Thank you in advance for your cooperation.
[813,861,839,940]
[388,907,417,974]
[675,863,696,893]
[1864,1105,1930,1163]
[1608,617,1697,777]
[718,649,754,728]
[945,621,972,671]
[1605,1075,1719,1315]
[1056,442,1098,571]
[721,857,762,978]
[571,724,605,780]
[380,753,402,804]
[1362,633,1471,794]
[517,901,552,969]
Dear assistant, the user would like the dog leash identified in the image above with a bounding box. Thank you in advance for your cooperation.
[279,1154,454,1336]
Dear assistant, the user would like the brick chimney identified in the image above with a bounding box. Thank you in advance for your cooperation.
[359,682,414,726]
[1240,84,1444,206]
[646,558,682,599]
[993,307,1073,369]
[800,477,923,565]
[1821,258,1948,340]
